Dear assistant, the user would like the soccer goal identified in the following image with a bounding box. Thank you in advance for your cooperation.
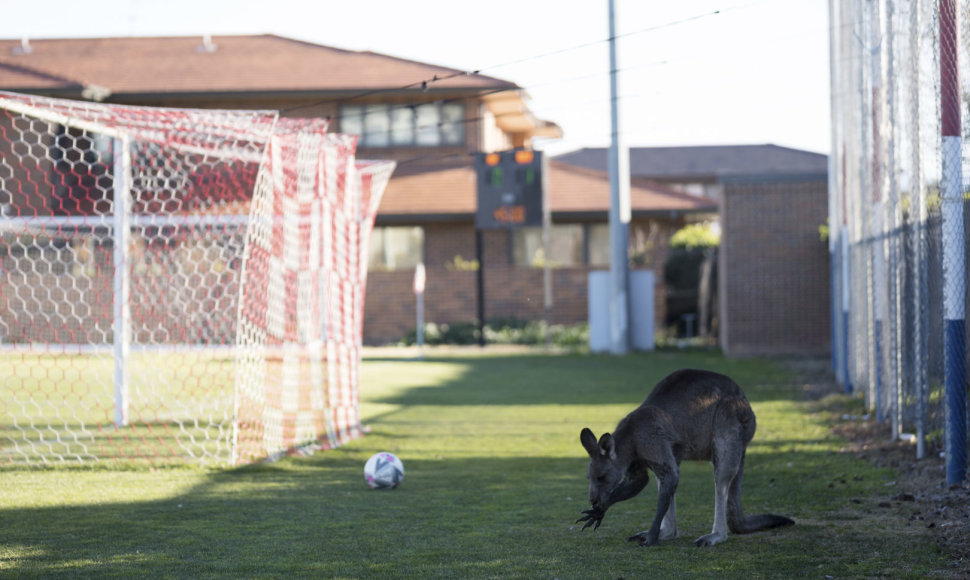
[0,91,394,465]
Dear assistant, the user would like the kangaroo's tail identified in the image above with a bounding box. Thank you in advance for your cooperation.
[726,456,794,534]
[729,513,795,535]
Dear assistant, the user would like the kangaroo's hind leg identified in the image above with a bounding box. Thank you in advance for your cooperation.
[695,397,752,547]
[660,494,678,540]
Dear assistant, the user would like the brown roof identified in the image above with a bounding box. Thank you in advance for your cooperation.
[378,160,716,222]
[0,35,516,96]
[549,162,716,214]
[556,144,828,181]
[381,162,479,217]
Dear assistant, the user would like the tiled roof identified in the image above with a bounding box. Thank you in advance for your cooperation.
[549,162,716,214]
[378,160,715,221]
[0,35,516,96]
[555,144,828,181]
[380,162,479,217]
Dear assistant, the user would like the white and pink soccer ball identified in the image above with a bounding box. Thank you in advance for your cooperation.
[364,452,404,489]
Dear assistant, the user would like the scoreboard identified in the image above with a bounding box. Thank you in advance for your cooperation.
[474,149,543,229]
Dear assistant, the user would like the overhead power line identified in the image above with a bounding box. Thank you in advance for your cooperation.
[281,7,724,116]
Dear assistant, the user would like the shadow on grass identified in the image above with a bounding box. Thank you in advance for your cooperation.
[1,353,946,577]
[0,455,761,577]
[0,446,941,579]
[0,455,586,577]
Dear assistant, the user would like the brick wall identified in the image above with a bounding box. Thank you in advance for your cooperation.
[0,216,677,347]
[362,219,678,345]
[719,178,830,356]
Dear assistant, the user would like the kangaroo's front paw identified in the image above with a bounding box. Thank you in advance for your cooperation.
[694,532,727,547]
[627,530,660,547]
[576,507,605,531]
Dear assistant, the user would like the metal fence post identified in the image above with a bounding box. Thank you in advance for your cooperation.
[113,136,132,428]
[940,0,966,485]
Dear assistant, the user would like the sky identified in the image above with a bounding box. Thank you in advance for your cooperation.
[0,0,832,157]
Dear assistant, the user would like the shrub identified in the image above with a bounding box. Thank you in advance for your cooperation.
[669,222,720,249]
[400,319,589,349]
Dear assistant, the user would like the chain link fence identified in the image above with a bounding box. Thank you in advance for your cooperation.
[829,0,969,482]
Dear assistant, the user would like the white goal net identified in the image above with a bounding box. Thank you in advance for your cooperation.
[0,91,394,465]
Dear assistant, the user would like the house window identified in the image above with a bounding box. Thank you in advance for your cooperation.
[587,223,611,266]
[341,103,464,147]
[512,225,584,267]
[362,105,390,147]
[390,107,414,145]
[368,226,424,271]
[585,222,660,267]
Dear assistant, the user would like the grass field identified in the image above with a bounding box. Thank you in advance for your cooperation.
[0,349,950,578]
[0,353,236,464]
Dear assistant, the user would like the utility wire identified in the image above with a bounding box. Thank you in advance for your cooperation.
[477,9,720,75]
[290,4,784,169]
[280,70,483,115]
[281,5,787,171]
[281,7,724,116]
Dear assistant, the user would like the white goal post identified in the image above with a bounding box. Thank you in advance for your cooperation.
[0,91,394,465]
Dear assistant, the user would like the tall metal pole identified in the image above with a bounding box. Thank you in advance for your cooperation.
[112,136,131,428]
[939,0,966,486]
[476,229,486,347]
[607,0,631,355]
[828,0,847,388]
[910,0,927,460]
[541,152,553,349]
[885,0,903,442]
[869,0,887,424]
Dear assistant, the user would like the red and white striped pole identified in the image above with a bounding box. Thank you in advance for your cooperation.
[939,0,966,486]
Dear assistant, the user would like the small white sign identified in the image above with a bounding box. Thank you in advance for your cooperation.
[413,262,426,295]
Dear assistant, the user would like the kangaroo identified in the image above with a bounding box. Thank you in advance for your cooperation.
[577,368,794,547]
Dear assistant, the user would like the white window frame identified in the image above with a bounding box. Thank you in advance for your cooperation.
[368,226,425,271]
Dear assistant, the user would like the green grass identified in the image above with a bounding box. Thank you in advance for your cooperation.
[0,350,948,578]
[1,353,237,464]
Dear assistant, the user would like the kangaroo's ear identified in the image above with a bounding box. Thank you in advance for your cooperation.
[580,428,600,458]
[598,432,617,460]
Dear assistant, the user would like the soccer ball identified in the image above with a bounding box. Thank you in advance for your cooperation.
[364,452,404,489]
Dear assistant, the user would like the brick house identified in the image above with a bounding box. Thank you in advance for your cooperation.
[0,35,715,346]
[370,159,715,344]
[555,145,831,356]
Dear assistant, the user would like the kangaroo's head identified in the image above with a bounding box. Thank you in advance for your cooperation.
[580,427,650,514]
